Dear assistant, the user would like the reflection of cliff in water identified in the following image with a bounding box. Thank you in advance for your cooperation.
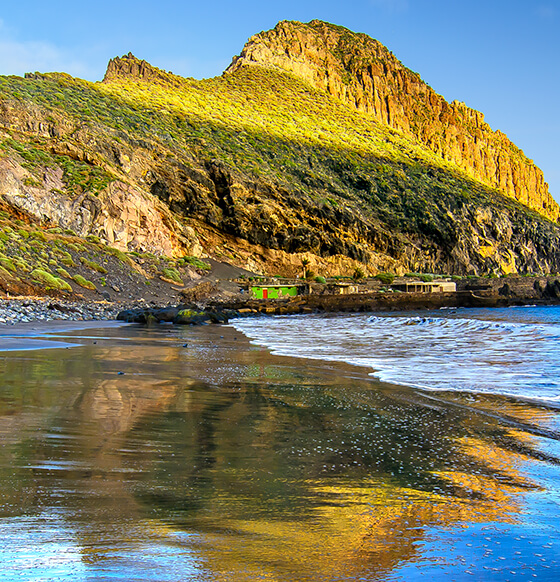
[0,324,559,580]
[127,370,554,581]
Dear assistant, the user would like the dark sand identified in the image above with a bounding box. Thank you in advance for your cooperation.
[0,319,129,350]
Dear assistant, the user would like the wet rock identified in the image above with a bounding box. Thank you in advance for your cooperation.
[543,280,560,300]
[173,309,211,325]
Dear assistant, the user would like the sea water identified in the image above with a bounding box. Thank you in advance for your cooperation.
[231,305,560,404]
[1,311,560,581]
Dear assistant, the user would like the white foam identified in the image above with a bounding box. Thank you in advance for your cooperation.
[231,307,560,403]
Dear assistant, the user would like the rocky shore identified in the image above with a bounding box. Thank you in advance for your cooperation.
[0,297,156,325]
[2,275,560,327]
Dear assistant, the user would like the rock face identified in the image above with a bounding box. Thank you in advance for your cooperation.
[0,22,559,279]
[0,157,198,257]
[103,53,175,84]
[227,20,558,221]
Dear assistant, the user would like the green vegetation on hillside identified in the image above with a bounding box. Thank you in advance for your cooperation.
[1,66,443,176]
[0,208,201,296]
[0,136,114,196]
[0,67,527,231]
[1,53,559,275]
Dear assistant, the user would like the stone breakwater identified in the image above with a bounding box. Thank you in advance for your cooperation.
[0,298,153,325]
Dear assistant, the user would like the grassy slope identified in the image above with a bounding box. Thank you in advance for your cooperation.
[0,63,558,277]
[0,204,210,299]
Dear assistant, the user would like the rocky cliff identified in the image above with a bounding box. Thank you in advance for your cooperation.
[0,21,559,289]
[227,20,558,221]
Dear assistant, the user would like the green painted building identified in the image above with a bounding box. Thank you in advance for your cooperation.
[250,284,303,299]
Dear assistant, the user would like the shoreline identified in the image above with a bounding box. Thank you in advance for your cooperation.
[2,284,560,329]
[116,288,560,325]
[0,319,130,351]
[228,306,560,412]
[1,298,559,580]
[3,300,558,422]
[0,296,163,326]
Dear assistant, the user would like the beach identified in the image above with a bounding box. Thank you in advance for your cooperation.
[0,311,559,580]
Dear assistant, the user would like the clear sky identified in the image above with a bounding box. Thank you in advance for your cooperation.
[1,0,558,201]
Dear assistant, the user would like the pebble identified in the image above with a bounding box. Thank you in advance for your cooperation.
[0,298,154,325]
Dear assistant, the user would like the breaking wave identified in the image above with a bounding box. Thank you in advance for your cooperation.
[231,306,560,403]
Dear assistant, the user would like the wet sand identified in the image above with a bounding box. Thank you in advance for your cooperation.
[0,320,559,580]
[0,319,129,350]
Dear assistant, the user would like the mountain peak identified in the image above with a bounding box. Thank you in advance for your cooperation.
[226,20,557,220]
[226,20,400,83]
[103,53,170,84]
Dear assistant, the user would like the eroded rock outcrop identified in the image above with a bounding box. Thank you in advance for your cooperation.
[0,157,200,257]
[103,53,173,84]
[227,20,558,221]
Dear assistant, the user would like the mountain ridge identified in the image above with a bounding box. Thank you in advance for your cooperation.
[226,20,557,221]
[0,19,559,299]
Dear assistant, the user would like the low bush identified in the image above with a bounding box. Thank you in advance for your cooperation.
[374,272,394,284]
[181,256,211,271]
[353,267,366,281]
[56,267,71,279]
[73,274,96,290]
[161,267,183,283]
[80,256,107,273]
[0,255,16,272]
[31,268,72,291]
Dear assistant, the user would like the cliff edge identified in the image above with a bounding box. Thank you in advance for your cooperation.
[227,20,558,221]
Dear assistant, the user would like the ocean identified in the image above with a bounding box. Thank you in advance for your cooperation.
[0,307,559,580]
[231,305,560,405]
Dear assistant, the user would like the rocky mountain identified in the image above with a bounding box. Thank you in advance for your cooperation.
[0,19,559,296]
[228,20,557,222]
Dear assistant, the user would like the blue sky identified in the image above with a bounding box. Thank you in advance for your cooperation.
[1,0,558,201]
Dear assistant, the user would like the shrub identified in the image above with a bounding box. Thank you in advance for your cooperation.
[0,265,14,279]
[161,267,183,283]
[314,275,327,284]
[353,267,366,281]
[80,256,107,273]
[14,258,30,272]
[106,246,133,266]
[73,274,96,290]
[181,256,211,271]
[0,255,16,272]
[374,272,394,285]
[30,230,47,241]
[61,255,77,267]
[56,267,71,279]
[31,268,72,291]
[406,272,433,282]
